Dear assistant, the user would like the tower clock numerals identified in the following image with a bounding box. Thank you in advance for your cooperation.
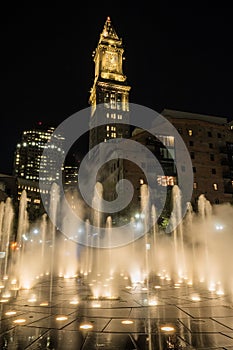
[104,52,118,71]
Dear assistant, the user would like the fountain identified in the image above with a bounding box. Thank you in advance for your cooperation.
[1,180,233,349]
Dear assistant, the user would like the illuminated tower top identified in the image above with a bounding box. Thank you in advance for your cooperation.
[89,17,131,151]
[100,16,119,41]
[90,16,129,89]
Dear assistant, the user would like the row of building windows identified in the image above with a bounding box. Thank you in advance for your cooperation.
[189,141,217,149]
[190,153,215,161]
[193,182,219,191]
[104,93,129,111]
[17,196,41,204]
[18,185,49,194]
[106,113,123,119]
[192,167,218,174]
[138,176,176,187]
[106,125,116,131]
[178,128,224,138]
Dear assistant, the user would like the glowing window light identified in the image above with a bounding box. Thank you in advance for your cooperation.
[121,320,134,325]
[40,302,49,306]
[0,299,9,303]
[148,300,157,306]
[69,300,79,305]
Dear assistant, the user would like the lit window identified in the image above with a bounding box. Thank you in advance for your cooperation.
[213,183,218,190]
[157,135,174,147]
[140,179,144,185]
[157,176,175,186]
[188,129,193,136]
[193,182,197,189]
[106,125,109,131]
[110,93,116,109]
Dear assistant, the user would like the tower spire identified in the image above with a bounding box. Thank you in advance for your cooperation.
[100,16,119,40]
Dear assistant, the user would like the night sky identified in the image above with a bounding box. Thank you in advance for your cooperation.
[1,4,232,174]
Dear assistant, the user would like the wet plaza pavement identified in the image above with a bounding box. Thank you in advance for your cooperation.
[1,275,233,349]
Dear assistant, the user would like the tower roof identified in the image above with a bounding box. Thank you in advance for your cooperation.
[100,17,119,41]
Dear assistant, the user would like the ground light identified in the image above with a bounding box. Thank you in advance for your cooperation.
[160,325,175,332]
[121,320,134,325]
[13,319,26,324]
[79,323,94,330]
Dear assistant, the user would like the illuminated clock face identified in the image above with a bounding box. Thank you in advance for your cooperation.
[104,52,117,71]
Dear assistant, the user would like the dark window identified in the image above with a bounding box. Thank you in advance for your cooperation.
[178,128,182,134]
[191,152,195,159]
[208,131,212,137]
[209,143,213,149]
[212,168,216,174]
[210,154,215,161]
[217,133,222,138]
[189,141,194,146]
[193,167,196,173]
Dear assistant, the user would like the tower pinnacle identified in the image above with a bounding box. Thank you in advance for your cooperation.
[101,16,119,40]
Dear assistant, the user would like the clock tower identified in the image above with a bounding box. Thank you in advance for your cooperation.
[89,17,131,152]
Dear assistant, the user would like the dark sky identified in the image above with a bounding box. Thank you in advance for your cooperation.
[1,4,232,174]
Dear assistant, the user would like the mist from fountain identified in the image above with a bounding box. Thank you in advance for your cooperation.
[0,198,14,279]
[0,180,233,307]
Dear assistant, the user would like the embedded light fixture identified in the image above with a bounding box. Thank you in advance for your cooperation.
[40,302,49,306]
[56,316,68,321]
[160,325,175,332]
[13,318,26,324]
[5,311,17,316]
[79,323,93,330]
[121,320,134,325]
